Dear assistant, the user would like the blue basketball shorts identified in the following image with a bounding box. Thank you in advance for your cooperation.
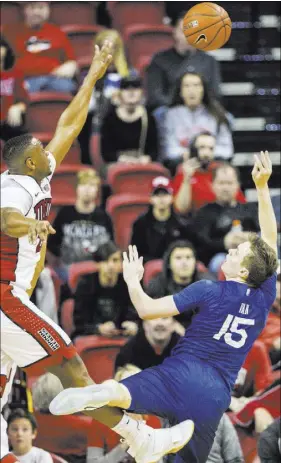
[121,355,231,463]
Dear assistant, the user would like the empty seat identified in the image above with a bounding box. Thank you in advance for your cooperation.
[106,194,149,249]
[107,163,170,195]
[50,1,97,26]
[26,93,72,133]
[32,132,81,165]
[1,2,22,24]
[68,261,99,293]
[61,25,103,60]
[124,24,173,70]
[60,298,75,336]
[74,335,127,382]
[108,1,165,31]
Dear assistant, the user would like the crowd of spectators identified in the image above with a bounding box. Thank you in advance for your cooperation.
[1,2,280,463]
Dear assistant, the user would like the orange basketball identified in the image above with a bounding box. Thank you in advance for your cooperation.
[183,2,232,51]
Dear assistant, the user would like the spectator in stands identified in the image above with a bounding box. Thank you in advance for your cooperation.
[258,418,281,462]
[193,163,259,269]
[131,176,197,263]
[258,272,281,367]
[72,241,138,339]
[146,240,215,333]
[173,132,246,216]
[206,414,244,463]
[7,408,52,463]
[115,317,180,371]
[47,168,113,282]
[146,11,221,110]
[87,365,163,463]
[101,75,159,166]
[5,1,77,93]
[0,35,28,141]
[162,73,233,167]
[78,29,130,165]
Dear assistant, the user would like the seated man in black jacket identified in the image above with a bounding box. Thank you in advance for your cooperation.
[131,176,196,263]
[146,240,215,334]
[193,163,259,271]
[115,317,180,371]
[72,241,138,340]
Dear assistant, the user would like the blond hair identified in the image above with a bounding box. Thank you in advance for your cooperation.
[77,168,101,186]
[114,364,141,382]
[243,233,278,287]
[95,29,129,77]
[32,373,63,412]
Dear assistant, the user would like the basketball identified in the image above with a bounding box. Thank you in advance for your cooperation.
[183,2,232,51]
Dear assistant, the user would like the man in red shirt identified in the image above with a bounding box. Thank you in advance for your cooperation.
[0,35,28,141]
[4,1,77,93]
[173,132,246,216]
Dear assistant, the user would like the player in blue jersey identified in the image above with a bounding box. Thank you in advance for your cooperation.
[50,151,278,463]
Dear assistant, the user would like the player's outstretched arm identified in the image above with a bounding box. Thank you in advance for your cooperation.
[46,41,113,167]
[123,245,180,320]
[252,151,278,254]
[1,208,55,243]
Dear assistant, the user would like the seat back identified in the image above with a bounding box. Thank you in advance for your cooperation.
[50,1,97,26]
[106,194,149,250]
[143,259,163,288]
[68,261,99,293]
[107,163,170,195]
[108,1,165,31]
[75,335,127,382]
[61,25,104,60]
[26,93,72,133]
[124,24,173,69]
[60,299,75,337]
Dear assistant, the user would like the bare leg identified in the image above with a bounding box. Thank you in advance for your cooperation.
[48,354,125,428]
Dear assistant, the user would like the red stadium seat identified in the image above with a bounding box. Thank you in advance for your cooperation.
[68,261,99,293]
[107,163,170,196]
[26,93,72,133]
[1,2,22,24]
[143,259,163,288]
[50,1,97,26]
[124,24,173,70]
[74,335,127,382]
[107,2,165,31]
[51,454,69,463]
[32,132,81,165]
[51,164,90,201]
[60,298,75,336]
[106,194,149,250]
[61,25,104,60]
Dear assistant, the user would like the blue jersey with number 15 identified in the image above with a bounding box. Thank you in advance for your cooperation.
[172,274,277,390]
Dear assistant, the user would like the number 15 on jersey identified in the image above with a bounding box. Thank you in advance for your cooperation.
[213,315,255,349]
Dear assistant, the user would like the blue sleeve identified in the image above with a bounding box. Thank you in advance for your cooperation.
[173,280,215,313]
[261,272,277,306]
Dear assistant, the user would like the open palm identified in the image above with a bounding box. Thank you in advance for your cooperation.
[92,40,113,80]
[123,245,144,284]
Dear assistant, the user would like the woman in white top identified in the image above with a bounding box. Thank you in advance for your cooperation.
[162,72,233,165]
[7,409,53,463]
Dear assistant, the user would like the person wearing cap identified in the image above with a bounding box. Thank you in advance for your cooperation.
[100,75,159,166]
[131,176,197,263]
[47,168,113,283]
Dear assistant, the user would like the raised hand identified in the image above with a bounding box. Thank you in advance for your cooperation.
[123,245,144,285]
[91,40,113,80]
[252,151,272,189]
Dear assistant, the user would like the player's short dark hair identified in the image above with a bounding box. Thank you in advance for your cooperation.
[3,134,34,166]
[93,241,119,262]
[7,408,38,432]
[243,233,278,287]
[212,163,241,184]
